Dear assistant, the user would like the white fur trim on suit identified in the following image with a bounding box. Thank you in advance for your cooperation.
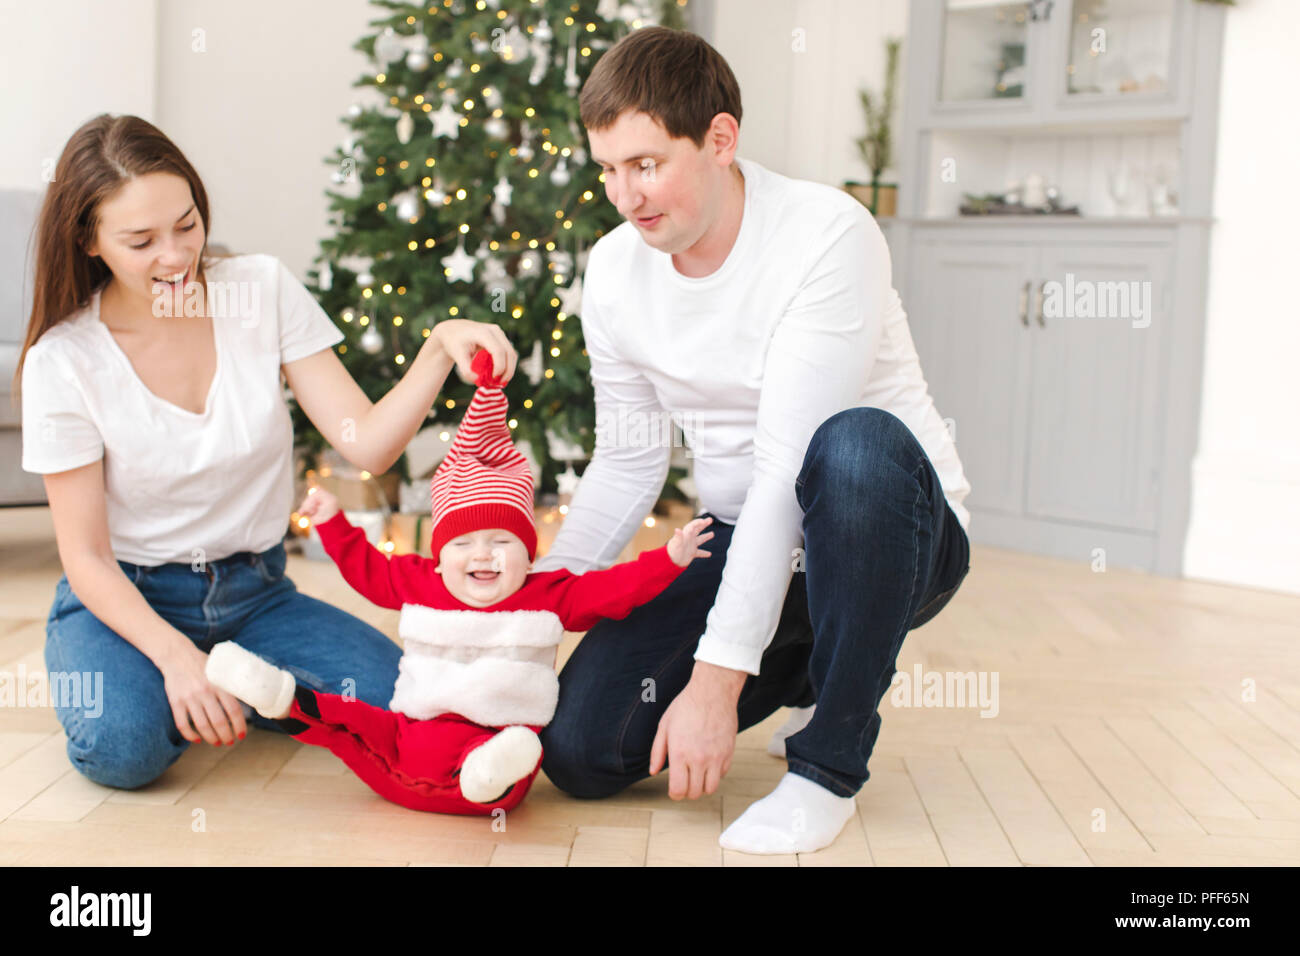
[389,606,565,727]
[398,606,564,648]
[389,655,559,727]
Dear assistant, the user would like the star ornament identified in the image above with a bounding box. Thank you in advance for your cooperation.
[441,240,476,283]
[556,465,581,496]
[430,100,461,139]
[494,176,514,206]
[557,276,584,317]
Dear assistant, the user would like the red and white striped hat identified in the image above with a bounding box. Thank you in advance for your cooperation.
[429,349,537,561]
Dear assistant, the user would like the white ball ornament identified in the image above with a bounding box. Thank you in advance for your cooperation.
[360,325,384,354]
[550,157,570,187]
[374,28,406,64]
[395,190,420,221]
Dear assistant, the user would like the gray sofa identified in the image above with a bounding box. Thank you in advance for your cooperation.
[1,188,50,505]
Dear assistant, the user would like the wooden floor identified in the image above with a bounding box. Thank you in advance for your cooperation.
[2,504,1299,866]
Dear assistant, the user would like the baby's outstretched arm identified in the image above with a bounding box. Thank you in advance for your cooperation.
[298,486,342,525]
[666,516,715,568]
[298,487,438,609]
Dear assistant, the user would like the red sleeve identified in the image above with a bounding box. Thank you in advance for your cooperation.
[542,545,687,631]
[313,511,440,609]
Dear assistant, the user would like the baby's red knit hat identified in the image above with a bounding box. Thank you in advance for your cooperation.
[429,349,538,561]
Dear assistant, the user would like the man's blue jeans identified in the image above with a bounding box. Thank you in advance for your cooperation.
[541,407,972,799]
[43,541,402,789]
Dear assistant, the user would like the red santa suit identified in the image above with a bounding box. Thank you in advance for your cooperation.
[283,351,686,815]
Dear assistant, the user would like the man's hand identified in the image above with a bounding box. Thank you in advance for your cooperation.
[649,661,749,799]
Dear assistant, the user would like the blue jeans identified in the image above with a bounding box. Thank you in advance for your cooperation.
[43,540,402,789]
[541,407,972,799]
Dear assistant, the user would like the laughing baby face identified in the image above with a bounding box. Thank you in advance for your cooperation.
[435,528,532,608]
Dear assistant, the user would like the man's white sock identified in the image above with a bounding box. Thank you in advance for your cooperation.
[766,704,815,758]
[719,771,856,854]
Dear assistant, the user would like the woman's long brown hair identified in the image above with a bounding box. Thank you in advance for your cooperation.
[11,114,215,404]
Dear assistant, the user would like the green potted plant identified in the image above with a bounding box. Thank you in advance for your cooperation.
[846,36,901,217]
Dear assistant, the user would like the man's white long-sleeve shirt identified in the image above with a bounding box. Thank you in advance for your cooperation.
[533,156,971,675]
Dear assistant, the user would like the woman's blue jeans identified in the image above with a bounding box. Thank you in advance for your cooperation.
[541,406,972,799]
[43,540,402,789]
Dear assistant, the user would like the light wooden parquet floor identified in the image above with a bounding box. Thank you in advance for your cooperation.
[1,504,1298,866]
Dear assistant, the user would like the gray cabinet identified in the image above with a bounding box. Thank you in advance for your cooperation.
[903,223,1178,570]
[907,239,1034,516]
[1024,240,1169,532]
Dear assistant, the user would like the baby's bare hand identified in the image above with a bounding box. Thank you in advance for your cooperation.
[299,486,341,525]
[667,516,715,568]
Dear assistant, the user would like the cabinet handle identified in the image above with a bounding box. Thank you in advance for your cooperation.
[1019,281,1030,326]
[1035,281,1047,327]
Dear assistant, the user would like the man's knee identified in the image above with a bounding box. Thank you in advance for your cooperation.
[805,407,910,470]
[799,407,918,501]
[539,714,635,800]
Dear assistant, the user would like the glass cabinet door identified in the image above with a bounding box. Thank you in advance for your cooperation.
[1065,0,1178,98]
[939,1,1036,104]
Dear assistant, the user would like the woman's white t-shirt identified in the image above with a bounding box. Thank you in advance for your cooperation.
[20,253,344,566]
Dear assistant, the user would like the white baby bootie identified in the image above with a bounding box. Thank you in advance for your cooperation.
[459,726,543,803]
[205,641,296,720]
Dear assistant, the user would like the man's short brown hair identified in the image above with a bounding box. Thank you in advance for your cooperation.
[579,26,742,147]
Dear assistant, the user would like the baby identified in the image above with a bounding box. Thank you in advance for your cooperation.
[206,350,713,815]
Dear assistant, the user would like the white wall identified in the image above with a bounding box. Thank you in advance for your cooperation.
[0,0,374,278]
[0,0,158,189]
[153,0,376,275]
[708,0,909,185]
[1181,0,1300,596]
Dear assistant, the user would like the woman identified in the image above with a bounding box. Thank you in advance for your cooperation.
[14,114,517,789]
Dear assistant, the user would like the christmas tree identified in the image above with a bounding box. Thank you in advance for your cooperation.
[294,0,690,500]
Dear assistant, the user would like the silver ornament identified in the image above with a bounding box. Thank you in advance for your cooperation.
[550,157,570,187]
[395,190,420,221]
[360,325,383,354]
[374,28,406,64]
[407,48,429,71]
[396,112,414,145]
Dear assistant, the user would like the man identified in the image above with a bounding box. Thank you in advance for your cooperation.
[532,26,972,855]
